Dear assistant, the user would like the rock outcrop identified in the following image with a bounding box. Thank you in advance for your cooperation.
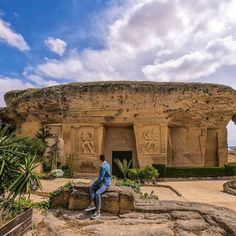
[50,183,135,214]
[28,200,236,236]
[2,82,236,126]
[1,81,236,173]
[223,180,236,196]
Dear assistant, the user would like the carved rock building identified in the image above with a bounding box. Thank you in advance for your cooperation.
[1,81,236,175]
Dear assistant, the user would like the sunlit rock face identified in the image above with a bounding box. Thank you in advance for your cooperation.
[1,81,236,174]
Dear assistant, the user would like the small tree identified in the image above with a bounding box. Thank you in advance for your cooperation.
[36,127,53,144]
[114,158,132,178]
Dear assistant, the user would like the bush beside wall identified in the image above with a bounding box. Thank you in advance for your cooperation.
[152,164,166,178]
[225,164,236,176]
[165,166,225,178]
[152,164,236,178]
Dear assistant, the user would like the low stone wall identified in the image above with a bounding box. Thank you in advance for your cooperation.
[50,183,135,214]
[223,180,236,196]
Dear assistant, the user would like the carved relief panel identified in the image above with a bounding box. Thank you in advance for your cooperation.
[112,127,132,146]
[143,128,160,153]
[73,125,99,154]
[134,124,162,154]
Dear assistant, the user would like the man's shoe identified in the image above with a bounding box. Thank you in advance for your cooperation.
[91,211,101,219]
[85,204,96,212]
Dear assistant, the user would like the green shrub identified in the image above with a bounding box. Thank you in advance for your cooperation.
[140,190,159,200]
[128,168,141,180]
[165,166,225,178]
[140,166,159,180]
[115,179,140,193]
[152,164,236,178]
[61,165,73,178]
[224,164,236,176]
[152,164,166,178]
[19,136,47,162]
[1,197,50,225]
[12,197,50,210]
[128,167,159,181]
[49,181,73,199]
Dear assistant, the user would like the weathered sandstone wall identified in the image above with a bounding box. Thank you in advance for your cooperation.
[1,81,236,173]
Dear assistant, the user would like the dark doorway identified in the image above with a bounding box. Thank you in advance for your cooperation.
[112,151,132,178]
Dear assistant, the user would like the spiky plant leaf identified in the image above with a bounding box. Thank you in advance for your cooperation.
[114,158,132,178]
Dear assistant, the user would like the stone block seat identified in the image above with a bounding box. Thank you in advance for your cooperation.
[50,183,136,214]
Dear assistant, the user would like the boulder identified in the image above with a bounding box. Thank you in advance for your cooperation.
[50,183,135,214]
[223,180,236,196]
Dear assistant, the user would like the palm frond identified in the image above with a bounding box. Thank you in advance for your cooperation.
[114,158,132,178]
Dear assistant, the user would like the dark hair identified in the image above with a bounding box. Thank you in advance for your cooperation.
[100,154,105,162]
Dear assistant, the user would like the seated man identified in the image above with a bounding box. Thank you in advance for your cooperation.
[85,154,111,219]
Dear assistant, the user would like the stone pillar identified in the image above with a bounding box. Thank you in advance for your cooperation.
[187,127,206,166]
[134,123,168,168]
[217,127,228,166]
[167,126,207,167]
[62,123,72,166]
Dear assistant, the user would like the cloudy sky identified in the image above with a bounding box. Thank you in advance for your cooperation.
[1,0,236,144]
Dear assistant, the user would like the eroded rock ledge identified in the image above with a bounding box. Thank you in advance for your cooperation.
[48,183,236,236]
[2,81,236,126]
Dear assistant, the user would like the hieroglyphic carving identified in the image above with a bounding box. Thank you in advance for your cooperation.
[143,128,159,153]
[115,128,131,145]
[81,131,94,153]
[73,125,100,154]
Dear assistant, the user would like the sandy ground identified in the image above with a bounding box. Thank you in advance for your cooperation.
[142,180,236,211]
[140,186,186,202]
[39,178,91,193]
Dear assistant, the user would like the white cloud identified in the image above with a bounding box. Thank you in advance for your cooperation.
[35,57,83,80]
[25,0,236,83]
[143,37,236,81]
[45,37,67,56]
[0,76,33,106]
[0,18,30,51]
[25,74,60,87]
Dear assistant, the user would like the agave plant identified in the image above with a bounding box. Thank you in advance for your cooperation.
[8,155,42,200]
[0,125,42,201]
[0,125,26,198]
[114,158,132,178]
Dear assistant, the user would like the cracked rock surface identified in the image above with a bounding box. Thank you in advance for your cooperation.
[26,201,236,236]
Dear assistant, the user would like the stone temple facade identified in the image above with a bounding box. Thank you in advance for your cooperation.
[1,81,236,175]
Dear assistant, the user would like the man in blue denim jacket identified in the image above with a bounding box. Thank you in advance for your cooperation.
[85,154,111,219]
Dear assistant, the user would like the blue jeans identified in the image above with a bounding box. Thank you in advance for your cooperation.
[89,182,108,210]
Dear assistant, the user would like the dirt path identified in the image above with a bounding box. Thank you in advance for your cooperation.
[142,180,236,211]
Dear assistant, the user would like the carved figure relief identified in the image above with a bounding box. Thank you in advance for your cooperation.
[81,131,94,153]
[143,129,159,153]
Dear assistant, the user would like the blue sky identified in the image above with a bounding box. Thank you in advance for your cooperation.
[1,0,236,144]
[0,0,109,77]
